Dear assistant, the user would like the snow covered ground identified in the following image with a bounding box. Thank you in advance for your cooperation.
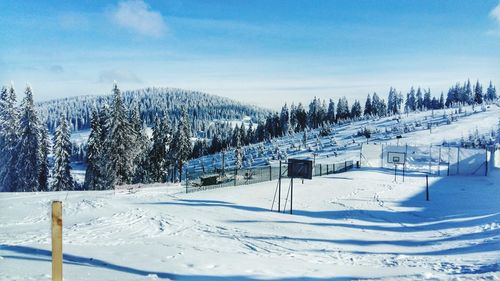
[2,104,498,280]
[1,168,499,280]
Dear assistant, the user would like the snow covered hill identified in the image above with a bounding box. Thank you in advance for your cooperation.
[36,87,270,133]
[1,168,499,280]
[187,104,500,174]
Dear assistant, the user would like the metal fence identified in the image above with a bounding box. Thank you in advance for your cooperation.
[360,143,490,176]
[185,160,354,193]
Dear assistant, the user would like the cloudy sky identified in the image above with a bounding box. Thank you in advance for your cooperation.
[1,0,500,109]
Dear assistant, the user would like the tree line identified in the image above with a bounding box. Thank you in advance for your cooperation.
[36,87,269,134]
[0,85,73,192]
[207,80,497,153]
[0,80,497,191]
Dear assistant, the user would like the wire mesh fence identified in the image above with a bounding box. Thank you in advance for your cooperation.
[360,143,489,176]
[185,160,354,193]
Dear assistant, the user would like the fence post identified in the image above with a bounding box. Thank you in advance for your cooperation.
[269,165,272,181]
[428,145,432,175]
[290,178,293,215]
[426,175,429,201]
[278,161,281,212]
[447,145,451,176]
[320,164,322,176]
[326,164,329,175]
[438,145,442,176]
[344,161,347,172]
[222,151,225,176]
[52,201,63,281]
[485,147,488,176]
[185,169,188,193]
[234,168,237,186]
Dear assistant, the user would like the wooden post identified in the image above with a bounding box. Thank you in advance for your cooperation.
[269,165,272,181]
[52,201,63,281]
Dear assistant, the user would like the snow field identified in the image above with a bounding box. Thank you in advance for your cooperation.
[1,168,499,280]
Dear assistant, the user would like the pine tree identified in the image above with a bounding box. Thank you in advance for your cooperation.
[231,126,240,147]
[439,92,445,109]
[192,139,208,159]
[38,126,50,191]
[239,123,247,145]
[405,87,416,113]
[289,103,297,131]
[246,121,254,144]
[387,87,398,115]
[464,80,473,104]
[84,110,106,189]
[129,104,150,183]
[371,93,382,117]
[264,114,273,140]
[350,100,362,119]
[474,80,483,104]
[209,133,223,154]
[308,97,319,128]
[149,116,170,182]
[327,99,336,123]
[170,108,192,182]
[107,83,133,186]
[431,97,438,109]
[279,103,290,136]
[51,117,73,191]
[416,87,423,111]
[336,97,350,121]
[16,86,41,192]
[295,103,307,132]
[423,89,432,110]
[486,81,497,101]
[364,94,372,116]
[0,85,20,191]
[99,103,111,142]
[445,86,456,108]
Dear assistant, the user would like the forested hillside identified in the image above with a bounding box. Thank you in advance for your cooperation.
[36,87,270,134]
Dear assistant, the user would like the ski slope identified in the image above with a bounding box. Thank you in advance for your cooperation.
[1,168,499,280]
[188,104,500,172]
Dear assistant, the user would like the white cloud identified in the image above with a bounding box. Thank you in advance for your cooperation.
[489,3,500,35]
[491,3,500,22]
[110,0,167,38]
[98,69,142,84]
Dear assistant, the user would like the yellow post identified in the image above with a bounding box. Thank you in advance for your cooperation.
[51,201,62,281]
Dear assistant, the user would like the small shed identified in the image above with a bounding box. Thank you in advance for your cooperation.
[200,174,219,186]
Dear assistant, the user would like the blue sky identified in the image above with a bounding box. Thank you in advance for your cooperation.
[1,0,500,109]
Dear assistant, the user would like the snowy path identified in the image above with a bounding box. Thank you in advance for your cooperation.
[1,169,499,280]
